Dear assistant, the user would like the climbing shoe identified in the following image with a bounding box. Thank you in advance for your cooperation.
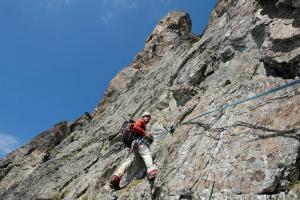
[110,175,121,190]
[147,169,159,181]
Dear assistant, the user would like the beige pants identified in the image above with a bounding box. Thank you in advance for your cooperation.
[113,144,158,178]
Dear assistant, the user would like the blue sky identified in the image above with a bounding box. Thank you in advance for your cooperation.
[0,0,217,158]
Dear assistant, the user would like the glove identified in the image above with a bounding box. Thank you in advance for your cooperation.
[145,133,154,144]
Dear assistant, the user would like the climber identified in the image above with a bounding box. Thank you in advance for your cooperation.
[110,112,159,190]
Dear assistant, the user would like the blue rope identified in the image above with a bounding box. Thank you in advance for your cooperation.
[168,79,300,130]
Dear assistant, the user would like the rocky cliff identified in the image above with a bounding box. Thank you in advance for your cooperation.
[1,0,300,199]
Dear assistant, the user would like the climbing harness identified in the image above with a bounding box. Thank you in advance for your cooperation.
[135,137,151,147]
[164,79,300,134]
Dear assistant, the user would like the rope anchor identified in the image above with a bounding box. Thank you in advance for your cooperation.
[164,79,300,134]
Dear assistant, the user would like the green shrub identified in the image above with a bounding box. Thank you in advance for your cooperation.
[290,181,300,193]
[52,192,62,200]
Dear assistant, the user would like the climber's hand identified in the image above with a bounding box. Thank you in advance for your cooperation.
[145,133,154,143]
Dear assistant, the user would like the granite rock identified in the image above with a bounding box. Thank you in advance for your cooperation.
[1,2,300,200]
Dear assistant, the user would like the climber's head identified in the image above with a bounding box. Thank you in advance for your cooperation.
[141,112,151,123]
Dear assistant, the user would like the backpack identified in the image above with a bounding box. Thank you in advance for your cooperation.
[121,120,136,148]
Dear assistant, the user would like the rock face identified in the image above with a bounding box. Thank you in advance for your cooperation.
[1,1,300,199]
